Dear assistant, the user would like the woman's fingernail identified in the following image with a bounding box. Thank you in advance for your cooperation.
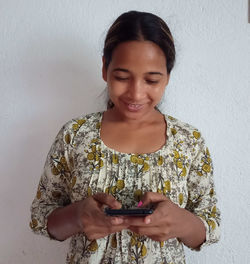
[145,218,151,224]
[137,201,143,207]
[111,218,123,225]
[117,218,123,224]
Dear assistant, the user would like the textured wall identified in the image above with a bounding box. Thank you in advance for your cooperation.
[0,1,249,263]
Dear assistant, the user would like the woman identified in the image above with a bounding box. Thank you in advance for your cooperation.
[30,11,220,263]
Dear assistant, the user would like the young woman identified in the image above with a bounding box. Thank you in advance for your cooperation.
[30,11,220,263]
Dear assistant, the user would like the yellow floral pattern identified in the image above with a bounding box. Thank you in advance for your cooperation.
[172,141,189,179]
[30,112,220,264]
[128,231,148,262]
[84,138,105,171]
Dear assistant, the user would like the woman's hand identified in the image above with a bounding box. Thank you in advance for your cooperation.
[47,193,129,241]
[123,192,183,241]
[123,192,206,248]
[78,193,129,240]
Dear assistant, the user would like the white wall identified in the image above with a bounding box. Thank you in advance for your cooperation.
[0,1,249,263]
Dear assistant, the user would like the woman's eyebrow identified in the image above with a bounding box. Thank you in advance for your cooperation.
[147,72,163,76]
[113,69,163,76]
[113,68,129,73]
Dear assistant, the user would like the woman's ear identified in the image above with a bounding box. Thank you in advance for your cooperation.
[102,56,107,82]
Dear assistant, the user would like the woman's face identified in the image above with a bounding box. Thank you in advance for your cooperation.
[102,40,170,120]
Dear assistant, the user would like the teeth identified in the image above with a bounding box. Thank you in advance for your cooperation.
[129,104,140,108]
[125,102,143,111]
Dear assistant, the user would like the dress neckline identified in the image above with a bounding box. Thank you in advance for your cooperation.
[97,111,172,156]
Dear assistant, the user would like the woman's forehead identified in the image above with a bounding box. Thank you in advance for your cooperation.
[109,41,167,73]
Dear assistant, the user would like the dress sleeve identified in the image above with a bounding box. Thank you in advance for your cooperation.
[185,136,221,250]
[30,124,72,239]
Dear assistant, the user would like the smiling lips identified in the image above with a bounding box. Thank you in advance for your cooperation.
[124,102,144,112]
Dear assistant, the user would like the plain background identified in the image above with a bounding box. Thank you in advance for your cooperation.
[0,1,249,263]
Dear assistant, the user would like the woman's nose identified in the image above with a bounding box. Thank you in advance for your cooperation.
[128,80,145,101]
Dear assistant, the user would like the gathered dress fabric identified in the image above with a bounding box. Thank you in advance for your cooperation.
[30,112,220,264]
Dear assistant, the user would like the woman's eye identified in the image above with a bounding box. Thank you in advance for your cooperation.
[146,80,159,84]
[114,76,129,81]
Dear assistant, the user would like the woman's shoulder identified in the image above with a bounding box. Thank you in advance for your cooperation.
[58,111,103,137]
[164,114,205,144]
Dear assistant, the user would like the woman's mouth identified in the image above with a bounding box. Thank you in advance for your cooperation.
[124,102,144,112]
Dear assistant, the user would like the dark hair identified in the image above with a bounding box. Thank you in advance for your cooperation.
[103,11,175,74]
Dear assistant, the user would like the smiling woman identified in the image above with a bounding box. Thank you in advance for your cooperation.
[101,40,170,154]
[103,41,169,120]
[30,10,220,264]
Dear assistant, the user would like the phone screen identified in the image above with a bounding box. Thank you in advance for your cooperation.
[105,208,154,216]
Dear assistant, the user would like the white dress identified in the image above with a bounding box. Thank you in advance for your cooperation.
[30,112,220,263]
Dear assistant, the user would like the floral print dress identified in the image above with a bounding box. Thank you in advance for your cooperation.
[30,112,220,264]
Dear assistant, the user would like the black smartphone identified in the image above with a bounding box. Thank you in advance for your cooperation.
[105,208,154,216]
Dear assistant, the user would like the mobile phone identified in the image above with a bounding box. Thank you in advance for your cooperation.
[104,208,154,216]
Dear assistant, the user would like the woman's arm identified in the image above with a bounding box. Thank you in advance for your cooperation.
[47,201,82,241]
[176,207,206,249]
[122,137,220,250]
[30,122,128,241]
[121,193,206,249]
[47,193,129,241]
